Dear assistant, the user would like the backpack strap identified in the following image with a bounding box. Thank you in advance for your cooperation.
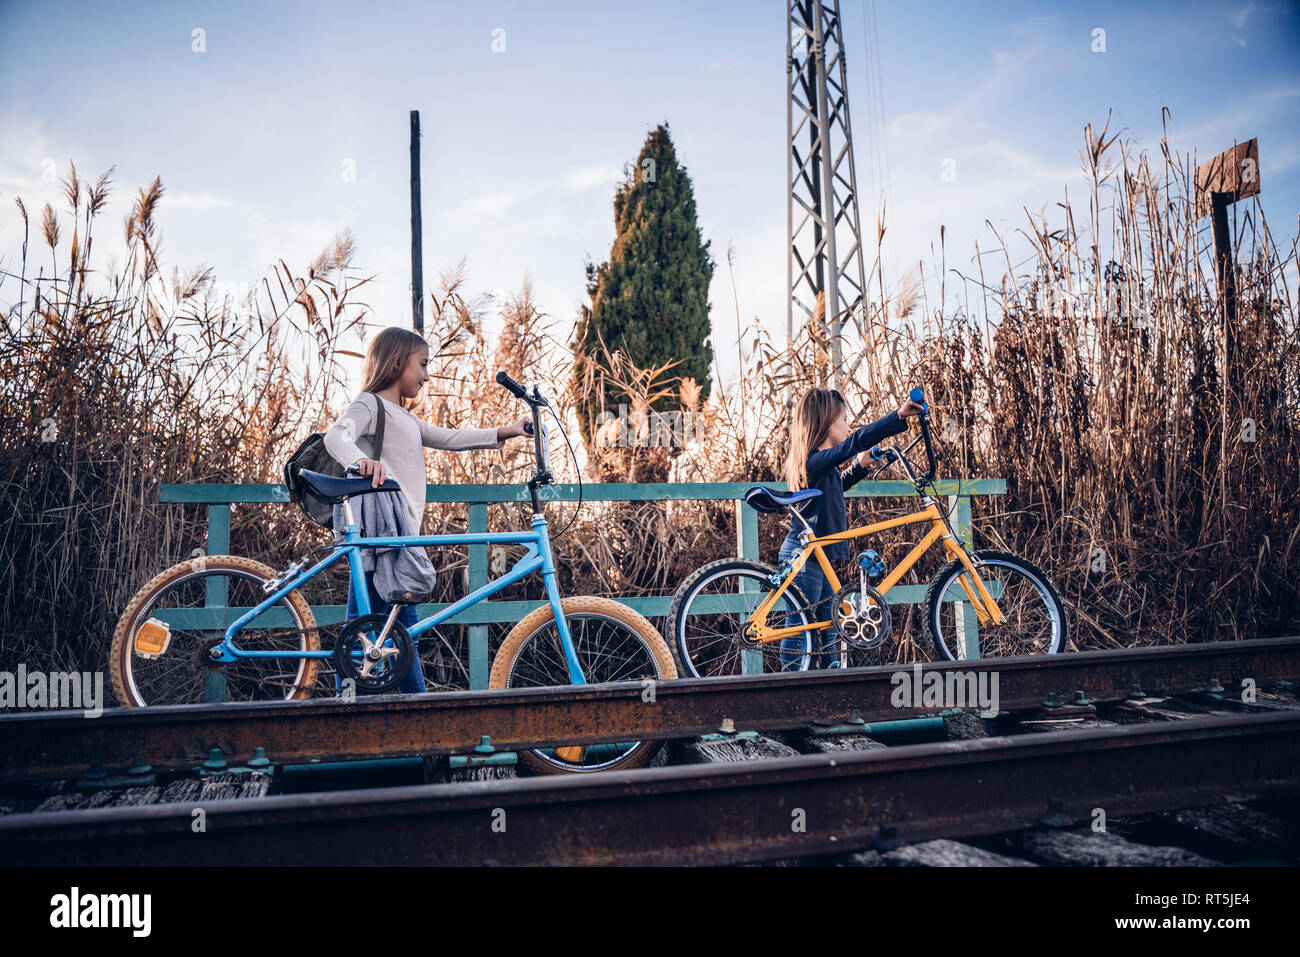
[366,391,387,461]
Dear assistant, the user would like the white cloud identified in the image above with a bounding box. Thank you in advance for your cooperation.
[0,115,84,217]
[964,141,1085,186]
[1163,82,1299,159]
[1261,141,1300,175]
[888,111,950,141]
[557,164,623,193]
[882,20,1056,159]
[0,163,45,196]
[1229,1,1256,45]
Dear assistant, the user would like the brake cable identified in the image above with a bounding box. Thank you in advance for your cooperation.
[546,402,582,542]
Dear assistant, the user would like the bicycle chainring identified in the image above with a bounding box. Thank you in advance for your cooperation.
[333,614,414,693]
[830,583,891,650]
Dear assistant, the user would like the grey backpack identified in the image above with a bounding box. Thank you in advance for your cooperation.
[285,392,387,529]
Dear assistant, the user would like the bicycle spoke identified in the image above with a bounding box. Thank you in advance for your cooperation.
[120,568,313,706]
[502,610,662,771]
[932,555,1063,660]
[676,565,813,676]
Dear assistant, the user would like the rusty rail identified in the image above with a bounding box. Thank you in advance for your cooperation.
[2,710,1297,865]
[1,637,1296,783]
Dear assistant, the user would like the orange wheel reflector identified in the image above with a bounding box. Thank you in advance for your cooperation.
[134,618,171,658]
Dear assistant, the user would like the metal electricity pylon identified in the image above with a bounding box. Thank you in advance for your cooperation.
[787,0,870,392]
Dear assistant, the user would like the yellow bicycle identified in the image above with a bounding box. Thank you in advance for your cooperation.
[666,388,1068,675]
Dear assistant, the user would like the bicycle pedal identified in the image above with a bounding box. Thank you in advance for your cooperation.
[555,745,585,762]
[855,549,886,579]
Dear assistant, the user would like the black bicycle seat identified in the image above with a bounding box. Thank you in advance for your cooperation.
[299,468,401,503]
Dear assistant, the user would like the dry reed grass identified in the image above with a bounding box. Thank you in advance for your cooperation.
[3,115,1296,683]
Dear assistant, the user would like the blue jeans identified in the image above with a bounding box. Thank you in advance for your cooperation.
[778,533,837,669]
[335,569,426,694]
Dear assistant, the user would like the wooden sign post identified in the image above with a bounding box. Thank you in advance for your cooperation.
[1194,138,1259,391]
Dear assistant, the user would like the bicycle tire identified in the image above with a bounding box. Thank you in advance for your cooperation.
[924,549,1068,660]
[666,558,815,678]
[489,596,677,775]
[110,555,321,707]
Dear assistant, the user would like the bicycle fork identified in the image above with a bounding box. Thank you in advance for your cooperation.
[922,502,1008,627]
[534,512,587,686]
[535,512,586,762]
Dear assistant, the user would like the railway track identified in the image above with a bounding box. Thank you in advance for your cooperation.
[1,638,1297,865]
[1,710,1297,865]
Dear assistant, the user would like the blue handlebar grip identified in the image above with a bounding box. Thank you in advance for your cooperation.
[909,387,928,414]
[870,445,885,461]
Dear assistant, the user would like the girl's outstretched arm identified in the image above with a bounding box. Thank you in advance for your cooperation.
[419,416,530,450]
[418,418,503,451]
[840,456,871,492]
[806,409,907,483]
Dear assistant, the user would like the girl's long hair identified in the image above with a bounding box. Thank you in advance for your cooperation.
[784,388,847,490]
[358,326,429,407]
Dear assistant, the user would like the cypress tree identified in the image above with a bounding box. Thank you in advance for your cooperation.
[571,123,714,451]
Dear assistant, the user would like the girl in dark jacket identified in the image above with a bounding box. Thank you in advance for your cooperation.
[780,388,923,668]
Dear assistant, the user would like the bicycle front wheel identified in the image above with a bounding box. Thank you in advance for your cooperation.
[489,596,677,775]
[667,559,815,678]
[925,549,1067,660]
[110,555,321,707]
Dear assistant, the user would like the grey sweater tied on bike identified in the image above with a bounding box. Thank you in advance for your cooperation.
[331,489,438,602]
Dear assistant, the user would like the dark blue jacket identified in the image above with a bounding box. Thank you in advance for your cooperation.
[787,409,907,560]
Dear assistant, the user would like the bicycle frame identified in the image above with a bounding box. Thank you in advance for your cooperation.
[747,497,1007,645]
[209,500,587,685]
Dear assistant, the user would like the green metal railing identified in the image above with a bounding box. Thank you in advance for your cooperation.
[159,479,1005,688]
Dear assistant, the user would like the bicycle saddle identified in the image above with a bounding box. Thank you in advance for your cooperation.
[743,486,821,514]
[299,468,402,503]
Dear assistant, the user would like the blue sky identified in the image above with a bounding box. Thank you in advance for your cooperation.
[2,0,1297,390]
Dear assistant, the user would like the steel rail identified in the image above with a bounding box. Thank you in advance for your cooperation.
[2,637,1297,783]
[1,710,1296,865]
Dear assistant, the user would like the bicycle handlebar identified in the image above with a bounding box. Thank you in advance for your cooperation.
[910,387,929,415]
[910,387,939,483]
[497,370,553,508]
[871,387,940,488]
[496,371,529,401]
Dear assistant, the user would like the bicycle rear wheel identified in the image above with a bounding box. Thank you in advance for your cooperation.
[925,550,1067,660]
[489,596,676,775]
[110,555,320,707]
[667,559,815,677]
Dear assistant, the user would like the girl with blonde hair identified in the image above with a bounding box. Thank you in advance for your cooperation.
[324,326,530,693]
[779,388,923,668]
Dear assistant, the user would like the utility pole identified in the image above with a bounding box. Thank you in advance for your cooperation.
[1194,137,1260,526]
[410,110,424,334]
[786,0,868,392]
[1194,138,1259,397]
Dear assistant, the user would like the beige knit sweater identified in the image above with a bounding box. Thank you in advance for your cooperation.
[324,393,501,531]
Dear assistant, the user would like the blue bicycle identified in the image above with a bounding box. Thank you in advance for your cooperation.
[111,373,678,774]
